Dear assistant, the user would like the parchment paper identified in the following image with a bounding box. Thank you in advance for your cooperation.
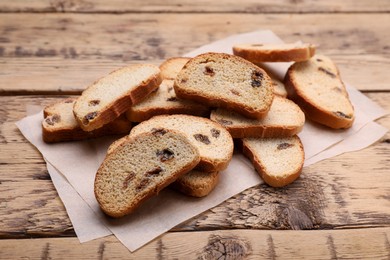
[16,30,388,252]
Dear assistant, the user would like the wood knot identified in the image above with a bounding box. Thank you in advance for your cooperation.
[199,235,251,260]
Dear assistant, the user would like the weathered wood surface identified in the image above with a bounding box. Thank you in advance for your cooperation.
[1,0,390,13]
[1,228,390,259]
[1,94,389,238]
[1,13,390,93]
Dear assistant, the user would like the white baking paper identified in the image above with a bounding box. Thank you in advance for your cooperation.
[16,30,388,252]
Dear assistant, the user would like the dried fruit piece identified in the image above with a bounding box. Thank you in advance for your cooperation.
[45,114,61,126]
[156,149,175,162]
[251,70,264,88]
[210,128,220,138]
[151,128,167,136]
[277,143,294,150]
[216,118,233,126]
[230,89,241,96]
[89,100,100,106]
[318,67,336,78]
[122,172,135,190]
[334,111,352,119]
[83,111,98,125]
[204,66,215,76]
[145,167,163,177]
[193,134,211,145]
[166,97,178,102]
[136,178,150,191]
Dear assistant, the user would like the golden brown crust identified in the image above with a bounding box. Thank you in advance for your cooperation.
[171,171,219,197]
[159,57,191,80]
[233,43,315,62]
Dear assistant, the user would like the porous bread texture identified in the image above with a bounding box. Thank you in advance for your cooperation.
[210,96,304,138]
[284,54,354,129]
[107,136,218,197]
[94,130,200,218]
[42,98,131,143]
[130,114,234,173]
[233,42,315,62]
[174,52,274,119]
[73,64,161,131]
[159,57,190,80]
[242,135,304,187]
[172,170,219,197]
[126,79,209,122]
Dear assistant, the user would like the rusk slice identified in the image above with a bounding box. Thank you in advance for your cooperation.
[42,98,131,143]
[210,96,304,138]
[130,115,234,172]
[284,55,354,129]
[108,136,218,197]
[95,130,200,217]
[242,135,304,187]
[174,52,274,119]
[126,80,209,122]
[233,42,315,62]
[73,64,161,131]
[159,57,190,80]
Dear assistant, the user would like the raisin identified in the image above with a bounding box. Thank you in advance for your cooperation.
[318,67,336,78]
[216,118,233,126]
[136,178,150,191]
[89,100,100,106]
[334,111,352,119]
[230,89,241,96]
[146,167,163,177]
[83,111,98,125]
[251,70,263,88]
[316,58,323,62]
[156,149,175,162]
[45,114,61,126]
[211,128,220,138]
[194,134,210,145]
[277,143,294,150]
[64,99,74,103]
[151,128,167,136]
[122,172,135,190]
[251,44,264,47]
[204,66,215,76]
[166,97,177,102]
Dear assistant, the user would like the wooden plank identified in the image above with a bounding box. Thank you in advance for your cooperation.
[0,13,390,93]
[0,94,389,236]
[0,0,389,13]
[1,228,390,259]
[1,54,390,94]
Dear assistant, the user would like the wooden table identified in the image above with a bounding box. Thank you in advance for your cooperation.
[1,1,389,258]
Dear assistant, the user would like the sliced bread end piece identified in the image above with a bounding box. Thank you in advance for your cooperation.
[159,57,190,80]
[242,136,304,188]
[171,170,219,197]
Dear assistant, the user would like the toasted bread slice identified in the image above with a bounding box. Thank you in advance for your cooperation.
[42,98,131,143]
[95,129,200,217]
[233,42,315,62]
[284,55,354,129]
[210,96,304,138]
[73,64,161,131]
[174,52,274,119]
[242,135,304,187]
[160,57,190,80]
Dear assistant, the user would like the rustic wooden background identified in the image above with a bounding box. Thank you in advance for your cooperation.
[0,1,389,258]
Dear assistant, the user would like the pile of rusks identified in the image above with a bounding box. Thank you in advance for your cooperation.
[42,43,355,217]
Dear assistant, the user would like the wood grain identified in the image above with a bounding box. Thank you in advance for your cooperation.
[1,0,389,13]
[0,13,389,93]
[1,228,390,259]
[1,94,389,237]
